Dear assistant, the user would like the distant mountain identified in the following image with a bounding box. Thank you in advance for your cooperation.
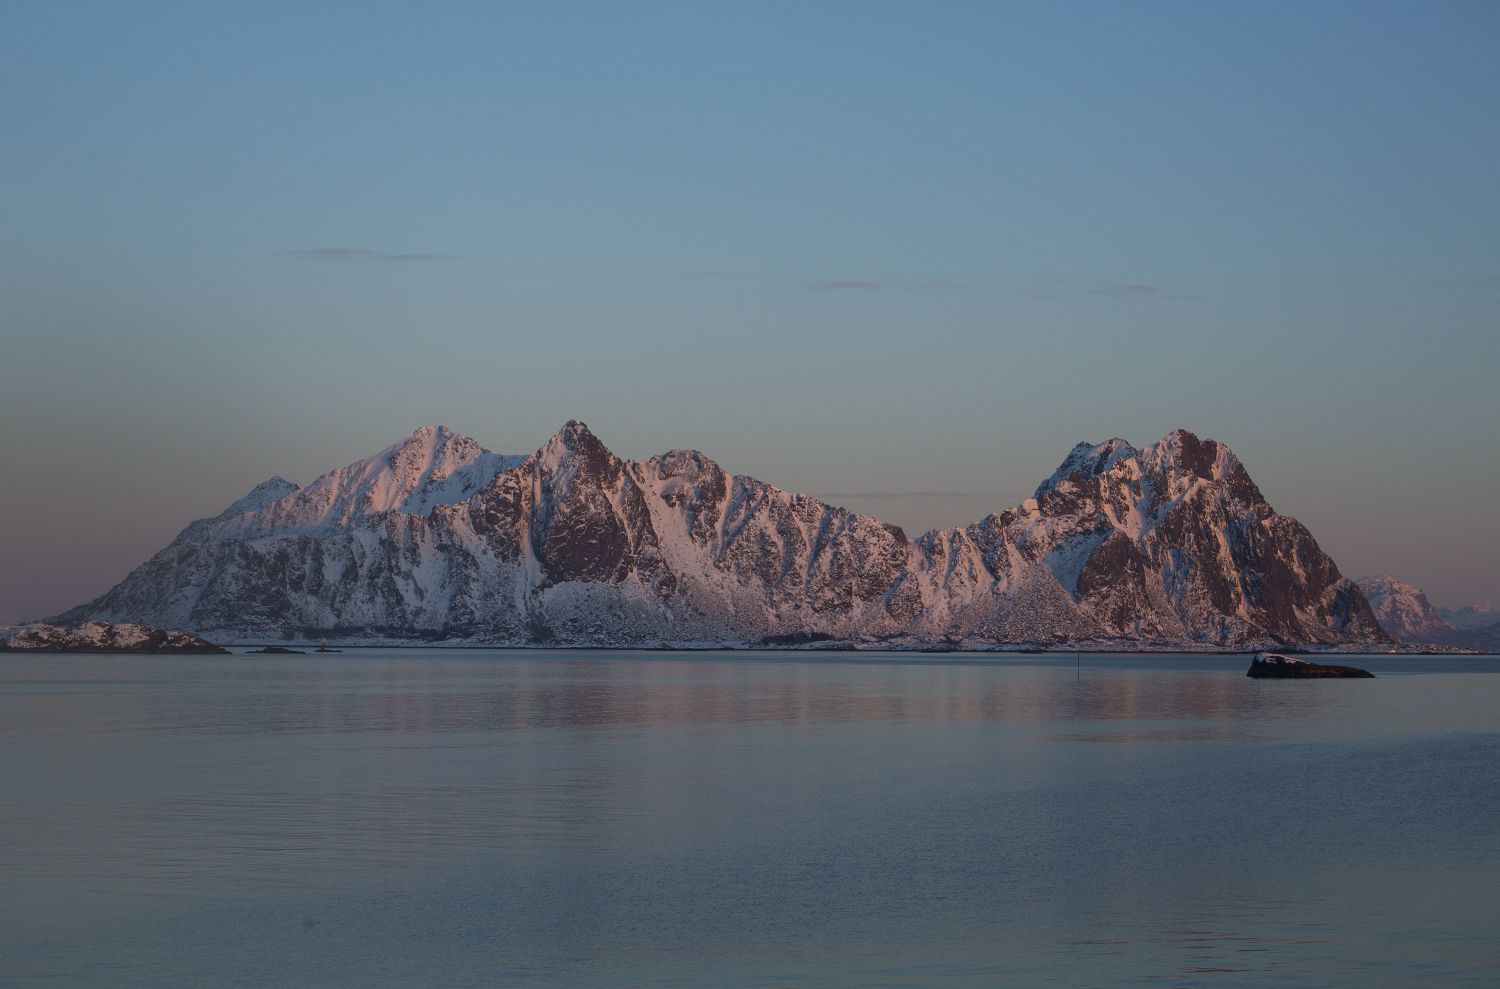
[57,422,1389,649]
[1356,576,1498,651]
[1439,605,1500,654]
[1439,604,1500,632]
[1355,575,1465,646]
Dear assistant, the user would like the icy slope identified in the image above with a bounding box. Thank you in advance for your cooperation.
[60,422,1389,648]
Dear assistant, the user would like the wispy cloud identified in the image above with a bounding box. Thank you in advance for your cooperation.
[282,247,455,262]
[1092,282,1162,298]
[809,279,884,291]
[1011,273,1204,302]
[1090,282,1203,301]
[383,252,455,262]
[807,278,963,292]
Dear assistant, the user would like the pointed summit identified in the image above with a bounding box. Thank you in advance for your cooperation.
[387,424,466,458]
[1036,437,1137,496]
[1140,429,1238,481]
[558,419,601,450]
[534,420,617,474]
[210,425,520,530]
[61,422,1391,650]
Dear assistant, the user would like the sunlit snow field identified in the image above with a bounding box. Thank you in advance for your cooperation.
[2,650,1497,987]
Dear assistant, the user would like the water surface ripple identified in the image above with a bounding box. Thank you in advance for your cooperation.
[2,650,1496,987]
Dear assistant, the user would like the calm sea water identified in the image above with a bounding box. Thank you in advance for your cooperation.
[1,649,1496,988]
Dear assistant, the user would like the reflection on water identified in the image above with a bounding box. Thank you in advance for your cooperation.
[10,652,1474,739]
[1,650,1497,988]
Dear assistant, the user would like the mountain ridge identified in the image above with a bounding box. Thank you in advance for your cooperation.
[1356,575,1498,651]
[57,421,1390,649]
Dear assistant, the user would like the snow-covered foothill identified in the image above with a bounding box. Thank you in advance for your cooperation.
[2,620,228,653]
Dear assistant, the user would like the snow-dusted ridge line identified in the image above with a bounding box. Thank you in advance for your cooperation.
[1,620,228,654]
[1356,575,1498,651]
[58,421,1392,650]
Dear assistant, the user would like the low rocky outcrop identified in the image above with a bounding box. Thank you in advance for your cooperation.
[0,620,228,654]
[1246,652,1374,678]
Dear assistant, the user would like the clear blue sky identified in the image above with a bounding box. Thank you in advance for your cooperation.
[2,1,1497,622]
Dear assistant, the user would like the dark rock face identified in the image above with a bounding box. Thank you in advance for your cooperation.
[1076,531,1154,634]
[528,421,638,585]
[1246,653,1374,678]
[57,423,1391,649]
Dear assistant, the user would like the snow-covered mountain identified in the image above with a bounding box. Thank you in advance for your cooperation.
[1356,576,1498,651]
[1439,604,1500,632]
[58,422,1389,648]
[1355,575,1460,645]
[1,620,227,654]
[1436,604,1500,652]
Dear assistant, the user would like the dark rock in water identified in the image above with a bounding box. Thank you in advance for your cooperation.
[0,621,228,654]
[1246,652,1373,679]
[760,632,838,647]
[314,646,342,653]
[248,646,305,654]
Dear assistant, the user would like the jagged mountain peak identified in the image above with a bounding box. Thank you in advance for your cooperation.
[650,447,723,477]
[531,419,619,476]
[385,423,481,457]
[214,476,300,522]
[555,419,606,451]
[1033,429,1246,502]
[1357,574,1419,594]
[63,423,1390,649]
[1139,428,1240,481]
[208,426,523,532]
[1037,437,1138,496]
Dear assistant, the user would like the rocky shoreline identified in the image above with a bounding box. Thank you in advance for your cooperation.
[0,621,228,654]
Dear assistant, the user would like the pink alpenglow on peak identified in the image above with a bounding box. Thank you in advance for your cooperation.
[58,423,1389,650]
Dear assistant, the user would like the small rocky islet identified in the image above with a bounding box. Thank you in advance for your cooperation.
[1246,652,1374,678]
[0,620,228,654]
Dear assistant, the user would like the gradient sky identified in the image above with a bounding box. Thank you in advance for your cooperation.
[2,1,1498,623]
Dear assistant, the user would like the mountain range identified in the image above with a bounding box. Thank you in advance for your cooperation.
[1355,575,1500,651]
[56,422,1392,649]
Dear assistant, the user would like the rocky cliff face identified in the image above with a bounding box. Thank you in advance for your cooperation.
[58,422,1389,648]
[905,431,1383,647]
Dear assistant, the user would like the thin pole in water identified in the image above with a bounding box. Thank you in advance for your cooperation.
[1076,643,1080,682]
